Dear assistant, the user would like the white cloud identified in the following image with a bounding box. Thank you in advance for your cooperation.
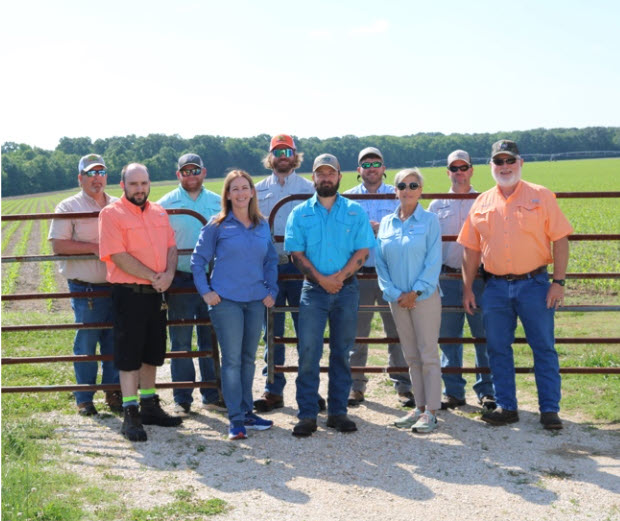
[349,19,389,35]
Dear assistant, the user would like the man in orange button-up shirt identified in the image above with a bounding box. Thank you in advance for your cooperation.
[99,163,182,442]
[458,140,572,431]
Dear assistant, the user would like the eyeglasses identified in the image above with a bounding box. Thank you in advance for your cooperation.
[82,170,107,177]
[360,161,383,169]
[448,165,470,172]
[492,157,517,166]
[180,168,202,177]
[397,181,420,191]
[272,148,294,158]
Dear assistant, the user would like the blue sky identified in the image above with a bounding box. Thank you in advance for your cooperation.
[2,0,619,150]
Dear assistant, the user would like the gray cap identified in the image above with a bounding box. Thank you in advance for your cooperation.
[313,153,340,172]
[491,140,520,158]
[358,146,383,164]
[447,149,472,167]
[178,153,204,170]
[78,154,106,173]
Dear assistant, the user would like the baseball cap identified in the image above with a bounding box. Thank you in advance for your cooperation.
[78,154,106,173]
[178,153,204,170]
[312,153,340,172]
[358,147,383,164]
[269,134,296,151]
[491,140,520,158]
[447,150,472,167]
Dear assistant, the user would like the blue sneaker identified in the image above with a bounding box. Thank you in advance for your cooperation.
[228,425,247,440]
[244,412,273,431]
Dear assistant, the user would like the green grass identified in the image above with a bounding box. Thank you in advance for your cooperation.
[38,218,58,311]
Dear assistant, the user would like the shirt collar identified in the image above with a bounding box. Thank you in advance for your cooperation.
[269,171,297,186]
[81,190,112,207]
[121,194,150,214]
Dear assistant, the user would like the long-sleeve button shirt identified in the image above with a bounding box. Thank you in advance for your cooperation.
[427,187,478,269]
[49,190,118,283]
[375,204,442,302]
[99,197,176,284]
[343,182,398,268]
[284,193,375,276]
[457,180,573,276]
[255,172,315,255]
[157,185,221,273]
[191,213,279,302]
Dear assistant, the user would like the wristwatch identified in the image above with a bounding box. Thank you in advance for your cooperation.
[415,290,423,296]
[552,279,566,286]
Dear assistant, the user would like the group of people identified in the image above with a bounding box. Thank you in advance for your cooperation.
[50,135,572,442]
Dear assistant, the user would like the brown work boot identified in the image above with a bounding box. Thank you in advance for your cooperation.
[348,390,365,407]
[253,392,284,412]
[105,390,123,414]
[140,395,183,427]
[77,402,98,416]
[540,412,563,430]
[121,405,147,442]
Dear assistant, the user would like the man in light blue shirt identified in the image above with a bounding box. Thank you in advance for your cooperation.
[344,147,413,408]
[285,153,375,437]
[158,153,223,415]
[253,134,317,413]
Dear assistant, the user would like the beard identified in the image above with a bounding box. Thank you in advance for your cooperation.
[273,157,295,174]
[492,168,522,188]
[315,180,340,197]
[126,189,150,207]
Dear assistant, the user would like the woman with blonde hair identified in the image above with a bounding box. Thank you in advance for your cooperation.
[375,168,443,433]
[191,170,279,440]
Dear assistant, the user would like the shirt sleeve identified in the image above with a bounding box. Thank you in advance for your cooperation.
[353,207,376,250]
[284,209,305,252]
[375,220,401,303]
[456,210,481,251]
[190,221,217,296]
[263,228,280,298]
[98,208,126,262]
[48,200,73,240]
[543,191,574,241]
[413,214,442,298]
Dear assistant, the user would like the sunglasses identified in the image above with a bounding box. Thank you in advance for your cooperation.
[360,161,383,169]
[448,165,470,172]
[272,148,294,158]
[180,168,202,177]
[492,157,517,166]
[82,170,107,177]
[397,181,420,191]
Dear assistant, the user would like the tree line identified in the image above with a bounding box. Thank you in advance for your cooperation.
[2,127,619,197]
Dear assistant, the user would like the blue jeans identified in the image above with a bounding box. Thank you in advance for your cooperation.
[296,279,360,418]
[262,262,303,395]
[68,280,118,405]
[208,298,265,425]
[439,276,494,400]
[167,273,218,405]
[481,272,560,412]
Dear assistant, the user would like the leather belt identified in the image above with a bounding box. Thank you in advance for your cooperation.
[441,265,461,274]
[68,279,111,287]
[305,275,356,286]
[359,267,375,274]
[487,266,547,281]
[118,283,158,294]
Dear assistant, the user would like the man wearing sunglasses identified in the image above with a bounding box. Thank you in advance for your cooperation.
[157,154,224,415]
[343,147,414,408]
[253,134,316,413]
[428,150,495,412]
[49,154,121,416]
[458,140,572,430]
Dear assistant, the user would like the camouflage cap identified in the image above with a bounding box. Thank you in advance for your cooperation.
[491,140,520,158]
[447,149,472,167]
[78,154,106,173]
[178,153,204,170]
[312,153,340,172]
[358,146,383,164]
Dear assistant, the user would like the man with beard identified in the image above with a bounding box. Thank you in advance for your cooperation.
[49,154,120,416]
[253,134,316,413]
[458,140,572,430]
[158,153,224,415]
[344,147,414,408]
[285,153,375,436]
[99,163,182,442]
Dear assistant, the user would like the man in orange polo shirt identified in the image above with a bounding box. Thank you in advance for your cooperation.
[99,163,182,442]
[458,140,572,430]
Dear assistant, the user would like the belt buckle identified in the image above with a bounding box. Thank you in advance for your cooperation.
[504,274,516,282]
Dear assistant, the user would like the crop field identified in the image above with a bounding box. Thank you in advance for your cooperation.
[1,158,618,520]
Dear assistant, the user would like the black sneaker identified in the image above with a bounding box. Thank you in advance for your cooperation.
[481,407,519,426]
[440,395,466,410]
[292,418,318,437]
[78,402,98,416]
[140,395,183,427]
[398,391,415,408]
[478,395,497,411]
[540,412,563,430]
[317,395,327,412]
[121,405,147,442]
[326,415,357,433]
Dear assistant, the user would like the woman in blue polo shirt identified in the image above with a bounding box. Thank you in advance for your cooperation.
[375,168,442,433]
[191,170,279,440]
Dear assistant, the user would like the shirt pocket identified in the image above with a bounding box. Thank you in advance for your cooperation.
[471,207,494,237]
[516,202,542,233]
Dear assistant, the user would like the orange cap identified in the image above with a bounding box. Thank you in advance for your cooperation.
[269,134,296,151]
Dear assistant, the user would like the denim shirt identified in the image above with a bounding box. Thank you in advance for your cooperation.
[191,213,279,302]
[285,193,375,276]
[375,204,442,302]
[158,186,221,273]
[343,183,398,268]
